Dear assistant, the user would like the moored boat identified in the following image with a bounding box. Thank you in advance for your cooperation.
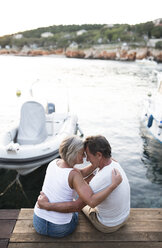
[141,74,162,143]
[136,57,157,66]
[0,100,83,175]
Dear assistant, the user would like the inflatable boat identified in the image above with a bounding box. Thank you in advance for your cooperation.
[0,100,83,175]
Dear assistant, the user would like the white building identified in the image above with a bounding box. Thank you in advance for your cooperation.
[97,38,103,44]
[104,24,114,28]
[76,30,87,36]
[13,34,23,39]
[153,18,162,26]
[69,41,78,49]
[147,38,162,47]
[41,32,53,38]
[5,45,10,49]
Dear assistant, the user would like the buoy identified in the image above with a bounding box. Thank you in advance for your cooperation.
[147,115,153,128]
[16,90,21,97]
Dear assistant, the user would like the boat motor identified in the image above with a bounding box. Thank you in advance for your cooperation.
[47,103,55,114]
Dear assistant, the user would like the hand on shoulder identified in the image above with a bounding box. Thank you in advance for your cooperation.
[111,168,122,189]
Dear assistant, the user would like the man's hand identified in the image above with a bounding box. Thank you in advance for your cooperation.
[36,191,85,213]
[37,191,50,210]
[111,168,122,188]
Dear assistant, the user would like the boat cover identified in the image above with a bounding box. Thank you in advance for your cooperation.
[17,101,48,145]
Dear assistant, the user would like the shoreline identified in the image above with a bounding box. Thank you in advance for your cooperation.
[0,47,162,62]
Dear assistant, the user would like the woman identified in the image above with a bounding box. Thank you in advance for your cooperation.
[33,135,122,238]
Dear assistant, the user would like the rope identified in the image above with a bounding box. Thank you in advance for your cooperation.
[0,176,17,197]
[0,173,32,206]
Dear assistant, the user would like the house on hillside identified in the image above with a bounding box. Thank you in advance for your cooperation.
[153,18,162,26]
[104,24,114,28]
[147,38,162,47]
[13,34,23,39]
[76,30,87,36]
[69,41,78,49]
[41,32,53,38]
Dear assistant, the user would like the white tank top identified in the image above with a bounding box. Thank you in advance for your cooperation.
[90,161,130,226]
[34,159,74,224]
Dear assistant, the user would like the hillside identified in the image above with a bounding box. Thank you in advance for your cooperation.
[0,20,162,61]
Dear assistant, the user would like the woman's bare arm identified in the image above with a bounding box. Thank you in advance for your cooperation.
[37,168,122,211]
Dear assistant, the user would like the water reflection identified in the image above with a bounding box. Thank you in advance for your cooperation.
[140,126,162,184]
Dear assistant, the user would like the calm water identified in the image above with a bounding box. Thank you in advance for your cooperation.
[0,55,162,208]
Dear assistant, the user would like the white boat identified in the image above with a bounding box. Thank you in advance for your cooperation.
[0,100,83,175]
[141,75,162,143]
[136,58,157,66]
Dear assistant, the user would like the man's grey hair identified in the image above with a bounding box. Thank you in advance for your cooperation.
[59,135,83,166]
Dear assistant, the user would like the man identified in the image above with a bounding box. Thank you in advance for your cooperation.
[38,135,130,233]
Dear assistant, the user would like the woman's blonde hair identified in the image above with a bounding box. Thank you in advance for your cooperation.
[59,135,83,166]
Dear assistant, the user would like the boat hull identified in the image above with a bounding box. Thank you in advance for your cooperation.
[141,76,162,144]
[0,149,59,175]
[0,112,80,175]
[140,118,162,144]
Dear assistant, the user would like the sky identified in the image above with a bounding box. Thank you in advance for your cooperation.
[0,0,162,36]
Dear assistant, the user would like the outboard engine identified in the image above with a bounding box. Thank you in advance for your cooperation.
[47,103,55,114]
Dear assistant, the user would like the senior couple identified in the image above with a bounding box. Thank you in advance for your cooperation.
[33,135,130,237]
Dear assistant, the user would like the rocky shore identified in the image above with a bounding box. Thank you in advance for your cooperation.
[65,47,162,62]
[0,47,162,62]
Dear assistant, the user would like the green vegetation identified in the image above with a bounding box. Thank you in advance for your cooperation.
[156,41,162,49]
[0,21,162,50]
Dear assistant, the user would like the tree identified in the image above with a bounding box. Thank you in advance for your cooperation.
[155,41,162,49]
[151,26,162,38]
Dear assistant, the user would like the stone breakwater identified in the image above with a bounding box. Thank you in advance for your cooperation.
[0,47,162,62]
[65,48,162,62]
[0,48,64,56]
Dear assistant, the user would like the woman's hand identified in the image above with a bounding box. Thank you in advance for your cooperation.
[37,191,49,210]
[111,168,122,188]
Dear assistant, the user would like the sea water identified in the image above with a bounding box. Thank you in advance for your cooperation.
[0,55,162,208]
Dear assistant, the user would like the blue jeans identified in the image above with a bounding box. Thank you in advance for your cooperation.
[33,212,78,238]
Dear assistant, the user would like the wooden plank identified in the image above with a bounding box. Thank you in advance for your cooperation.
[0,240,8,248]
[10,231,162,242]
[0,210,19,248]
[18,208,162,220]
[12,218,162,233]
[0,220,17,239]
[9,208,162,245]
[130,209,162,220]
[0,210,20,220]
[8,242,162,248]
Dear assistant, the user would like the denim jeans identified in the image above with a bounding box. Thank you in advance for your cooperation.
[33,212,78,238]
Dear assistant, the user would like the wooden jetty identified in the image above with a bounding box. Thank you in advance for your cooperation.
[0,208,162,248]
[0,209,19,248]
